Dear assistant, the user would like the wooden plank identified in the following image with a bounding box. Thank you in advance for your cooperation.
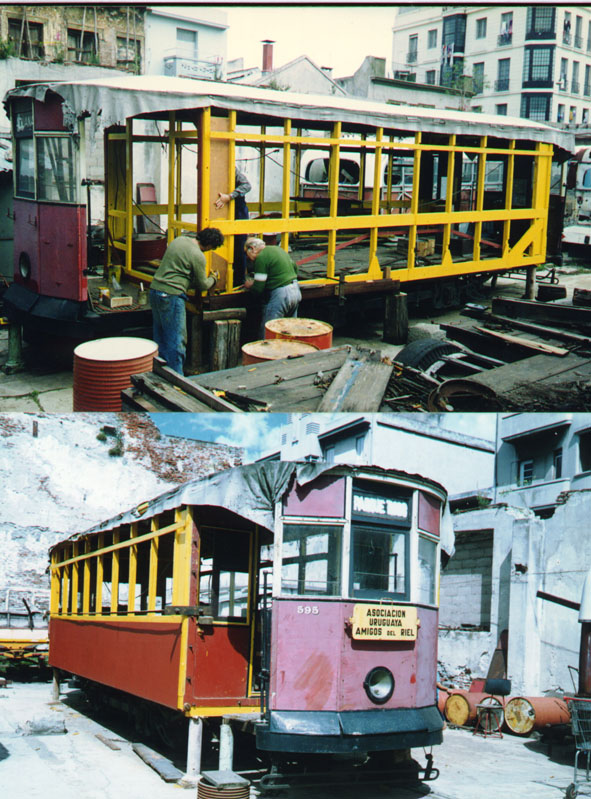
[121,388,165,412]
[153,357,241,412]
[487,313,591,345]
[462,352,591,394]
[491,297,591,327]
[473,327,569,357]
[203,308,247,321]
[441,324,519,362]
[193,347,351,392]
[132,742,183,783]
[130,373,217,412]
[317,352,393,412]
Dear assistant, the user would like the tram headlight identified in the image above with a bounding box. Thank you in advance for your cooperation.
[19,252,31,280]
[363,666,394,704]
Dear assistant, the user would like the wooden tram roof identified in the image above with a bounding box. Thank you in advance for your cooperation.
[5,75,574,154]
[48,461,452,554]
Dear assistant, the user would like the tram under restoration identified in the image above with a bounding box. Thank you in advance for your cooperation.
[2,76,573,349]
[48,461,453,784]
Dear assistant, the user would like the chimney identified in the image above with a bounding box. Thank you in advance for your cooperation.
[321,66,333,78]
[262,40,274,73]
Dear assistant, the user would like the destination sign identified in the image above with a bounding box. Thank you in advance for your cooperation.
[352,493,408,519]
[350,603,418,641]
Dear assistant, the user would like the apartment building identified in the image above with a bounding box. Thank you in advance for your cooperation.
[392,5,591,124]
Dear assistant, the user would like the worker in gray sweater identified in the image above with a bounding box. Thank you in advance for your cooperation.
[150,227,224,374]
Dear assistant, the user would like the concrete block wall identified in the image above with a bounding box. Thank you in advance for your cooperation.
[440,529,493,628]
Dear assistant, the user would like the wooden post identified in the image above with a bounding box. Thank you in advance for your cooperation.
[5,322,25,374]
[210,320,229,371]
[227,320,242,368]
[185,716,203,781]
[51,668,60,701]
[525,266,536,300]
[219,718,234,771]
[383,291,408,344]
[187,310,204,373]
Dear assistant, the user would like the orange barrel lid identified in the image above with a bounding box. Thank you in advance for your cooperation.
[241,338,318,365]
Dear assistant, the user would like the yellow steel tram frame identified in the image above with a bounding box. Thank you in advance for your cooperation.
[104,105,553,295]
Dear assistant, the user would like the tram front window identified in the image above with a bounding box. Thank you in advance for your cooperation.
[352,526,407,600]
[36,136,77,203]
[281,524,342,596]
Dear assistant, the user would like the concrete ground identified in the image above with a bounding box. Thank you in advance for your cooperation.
[1,265,591,414]
[0,680,584,799]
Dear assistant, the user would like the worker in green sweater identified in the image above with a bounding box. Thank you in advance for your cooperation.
[244,237,301,337]
[150,228,224,374]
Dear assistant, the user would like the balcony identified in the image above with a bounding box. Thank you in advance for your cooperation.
[563,31,572,45]
[572,80,581,94]
[407,51,418,63]
[497,32,512,47]
[495,78,510,91]
[558,78,569,92]
[584,82,591,97]
[525,28,555,40]
[500,414,571,443]
[575,34,584,48]
[163,53,222,80]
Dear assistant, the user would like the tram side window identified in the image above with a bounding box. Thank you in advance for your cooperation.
[417,535,438,606]
[199,529,250,621]
[36,137,77,203]
[281,524,342,596]
[16,138,35,198]
[351,525,407,599]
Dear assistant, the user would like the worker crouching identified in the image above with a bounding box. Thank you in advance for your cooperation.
[244,237,301,337]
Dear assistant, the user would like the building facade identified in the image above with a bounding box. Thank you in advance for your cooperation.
[495,413,591,515]
[392,5,591,124]
[144,7,228,80]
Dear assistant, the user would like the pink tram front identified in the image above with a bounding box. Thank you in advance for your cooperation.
[48,462,447,769]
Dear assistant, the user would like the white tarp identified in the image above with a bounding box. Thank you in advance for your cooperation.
[4,75,574,154]
[50,460,454,555]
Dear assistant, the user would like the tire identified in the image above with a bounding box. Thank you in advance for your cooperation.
[566,782,578,799]
[395,338,462,370]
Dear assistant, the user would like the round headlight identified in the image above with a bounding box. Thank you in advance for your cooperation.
[364,666,394,704]
[19,252,31,280]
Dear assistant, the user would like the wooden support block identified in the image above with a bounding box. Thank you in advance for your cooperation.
[227,319,242,368]
[317,351,393,412]
[210,320,229,371]
[187,309,204,372]
[383,291,408,344]
[573,288,591,307]
[132,742,184,783]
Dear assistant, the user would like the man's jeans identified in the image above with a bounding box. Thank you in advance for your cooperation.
[261,281,302,337]
[150,289,187,374]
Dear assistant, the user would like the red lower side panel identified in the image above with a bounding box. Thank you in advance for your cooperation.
[49,618,182,710]
[188,623,252,703]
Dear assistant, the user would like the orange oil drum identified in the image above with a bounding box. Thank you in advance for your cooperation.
[241,338,318,365]
[73,337,158,411]
[504,696,570,735]
[264,318,333,350]
[444,691,502,727]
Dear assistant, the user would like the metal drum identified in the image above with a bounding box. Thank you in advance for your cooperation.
[504,696,570,735]
[264,317,333,350]
[444,691,496,727]
[241,338,318,365]
[73,337,158,411]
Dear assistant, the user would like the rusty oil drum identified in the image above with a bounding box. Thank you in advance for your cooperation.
[504,696,570,735]
[241,338,318,365]
[73,337,158,411]
[264,317,333,350]
[444,691,502,727]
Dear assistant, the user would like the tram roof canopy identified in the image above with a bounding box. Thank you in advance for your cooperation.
[4,74,574,154]
[49,461,454,556]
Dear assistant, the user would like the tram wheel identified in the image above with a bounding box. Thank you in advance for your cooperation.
[394,338,462,371]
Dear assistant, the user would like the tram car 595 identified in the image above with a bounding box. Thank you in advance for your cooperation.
[48,462,452,787]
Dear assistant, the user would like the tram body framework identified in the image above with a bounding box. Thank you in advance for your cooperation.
[2,76,574,340]
[48,462,451,777]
